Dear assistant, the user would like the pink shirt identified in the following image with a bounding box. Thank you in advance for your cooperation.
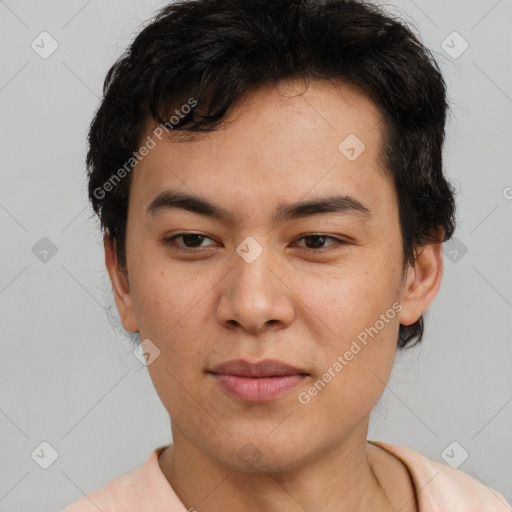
[62,441,511,511]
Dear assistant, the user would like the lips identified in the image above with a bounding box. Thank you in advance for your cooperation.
[208,359,309,378]
[208,359,309,402]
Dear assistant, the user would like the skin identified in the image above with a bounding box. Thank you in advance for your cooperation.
[105,77,444,511]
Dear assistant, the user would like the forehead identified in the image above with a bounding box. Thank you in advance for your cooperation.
[130,78,394,223]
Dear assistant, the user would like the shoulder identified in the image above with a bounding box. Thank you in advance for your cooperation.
[61,466,146,512]
[370,441,511,512]
[61,446,186,512]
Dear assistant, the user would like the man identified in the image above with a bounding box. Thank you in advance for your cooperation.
[63,0,510,510]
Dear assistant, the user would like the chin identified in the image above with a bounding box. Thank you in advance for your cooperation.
[207,431,314,474]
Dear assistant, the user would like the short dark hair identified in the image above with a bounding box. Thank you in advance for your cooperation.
[86,0,456,349]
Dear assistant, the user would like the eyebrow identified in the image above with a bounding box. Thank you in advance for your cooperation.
[146,190,371,224]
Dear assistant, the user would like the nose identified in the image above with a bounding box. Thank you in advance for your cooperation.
[216,241,295,334]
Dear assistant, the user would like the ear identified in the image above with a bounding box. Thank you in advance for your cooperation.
[104,234,139,333]
[398,236,444,326]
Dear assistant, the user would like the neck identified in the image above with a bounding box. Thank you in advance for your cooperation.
[158,422,393,512]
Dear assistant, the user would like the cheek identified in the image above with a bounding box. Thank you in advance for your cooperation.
[292,254,402,335]
[130,266,214,383]
[129,261,200,336]
[296,309,398,431]
[289,256,401,404]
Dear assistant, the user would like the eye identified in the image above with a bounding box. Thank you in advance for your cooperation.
[293,234,346,252]
[162,232,347,253]
[162,232,217,250]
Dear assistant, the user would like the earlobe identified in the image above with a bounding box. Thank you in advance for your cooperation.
[398,239,444,326]
[104,234,139,333]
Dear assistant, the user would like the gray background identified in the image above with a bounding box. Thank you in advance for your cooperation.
[0,0,511,510]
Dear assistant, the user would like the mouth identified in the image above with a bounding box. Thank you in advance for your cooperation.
[207,359,310,402]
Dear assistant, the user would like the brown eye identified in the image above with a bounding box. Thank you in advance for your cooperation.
[293,234,346,252]
[163,232,216,250]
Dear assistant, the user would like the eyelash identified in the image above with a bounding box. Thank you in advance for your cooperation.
[162,232,347,253]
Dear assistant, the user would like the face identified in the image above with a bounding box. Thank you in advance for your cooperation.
[106,78,442,472]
